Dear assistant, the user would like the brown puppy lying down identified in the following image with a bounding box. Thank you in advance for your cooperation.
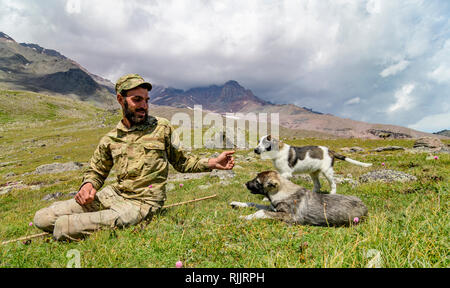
[230,171,368,226]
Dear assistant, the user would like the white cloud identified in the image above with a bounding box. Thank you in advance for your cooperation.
[388,84,415,113]
[0,0,449,131]
[426,39,450,84]
[366,0,381,14]
[428,64,450,84]
[380,60,410,78]
[408,112,450,133]
[345,97,361,105]
[65,0,81,14]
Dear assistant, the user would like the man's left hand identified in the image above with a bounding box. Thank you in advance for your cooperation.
[208,150,235,170]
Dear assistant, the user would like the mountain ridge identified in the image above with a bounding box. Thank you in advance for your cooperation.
[149,79,444,139]
[0,32,446,139]
[0,32,116,106]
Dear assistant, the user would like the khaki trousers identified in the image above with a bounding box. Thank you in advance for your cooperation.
[33,186,154,241]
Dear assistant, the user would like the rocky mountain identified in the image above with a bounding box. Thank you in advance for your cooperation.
[151,80,271,113]
[0,32,115,106]
[150,80,441,139]
[0,32,444,139]
[433,129,450,137]
[150,80,314,118]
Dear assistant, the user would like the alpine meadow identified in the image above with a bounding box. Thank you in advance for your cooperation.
[0,90,448,268]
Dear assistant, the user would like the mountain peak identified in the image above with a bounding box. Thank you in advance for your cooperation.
[19,43,66,59]
[0,32,15,42]
[224,80,241,87]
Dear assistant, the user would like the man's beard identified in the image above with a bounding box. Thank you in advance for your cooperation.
[124,101,148,126]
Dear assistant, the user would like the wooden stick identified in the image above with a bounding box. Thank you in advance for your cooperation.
[1,194,218,245]
[1,232,50,245]
[162,194,217,209]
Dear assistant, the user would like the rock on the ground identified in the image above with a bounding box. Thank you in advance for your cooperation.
[42,192,64,201]
[34,162,85,175]
[0,186,13,195]
[42,191,77,201]
[210,169,235,180]
[341,147,365,153]
[410,137,450,154]
[371,146,405,152]
[0,181,39,195]
[359,169,417,183]
[413,137,444,149]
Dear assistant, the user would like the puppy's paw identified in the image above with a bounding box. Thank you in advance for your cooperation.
[280,173,293,179]
[230,201,248,208]
[240,210,268,220]
[239,214,253,220]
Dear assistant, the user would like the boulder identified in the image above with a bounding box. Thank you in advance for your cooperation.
[34,162,84,175]
[411,137,450,154]
[413,137,444,149]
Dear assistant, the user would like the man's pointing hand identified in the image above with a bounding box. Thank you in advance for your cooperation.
[208,150,235,170]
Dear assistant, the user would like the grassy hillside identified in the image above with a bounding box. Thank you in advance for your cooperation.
[0,90,448,267]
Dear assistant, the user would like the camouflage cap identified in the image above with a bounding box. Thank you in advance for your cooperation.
[115,74,152,95]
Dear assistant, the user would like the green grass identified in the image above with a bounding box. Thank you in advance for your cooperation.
[0,90,448,268]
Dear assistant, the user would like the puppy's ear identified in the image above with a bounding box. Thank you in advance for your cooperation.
[267,134,272,141]
[265,179,280,189]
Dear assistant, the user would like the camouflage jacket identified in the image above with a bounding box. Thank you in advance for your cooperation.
[81,115,211,210]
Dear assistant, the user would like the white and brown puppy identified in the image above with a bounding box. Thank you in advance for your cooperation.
[254,135,372,194]
[231,171,368,226]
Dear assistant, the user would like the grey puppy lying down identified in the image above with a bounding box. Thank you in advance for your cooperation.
[230,171,368,226]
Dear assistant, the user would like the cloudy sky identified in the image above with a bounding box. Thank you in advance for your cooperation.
[1,0,449,132]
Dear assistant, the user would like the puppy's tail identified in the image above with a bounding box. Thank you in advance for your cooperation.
[330,151,372,167]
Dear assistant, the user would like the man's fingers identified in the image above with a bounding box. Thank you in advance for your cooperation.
[75,187,95,206]
[88,187,97,199]
[80,191,88,204]
[222,150,235,157]
[75,193,84,205]
[75,193,80,204]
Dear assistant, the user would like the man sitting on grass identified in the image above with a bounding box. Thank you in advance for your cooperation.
[34,74,235,241]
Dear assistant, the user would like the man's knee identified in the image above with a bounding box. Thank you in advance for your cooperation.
[53,215,77,241]
[114,205,143,228]
[33,207,56,232]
